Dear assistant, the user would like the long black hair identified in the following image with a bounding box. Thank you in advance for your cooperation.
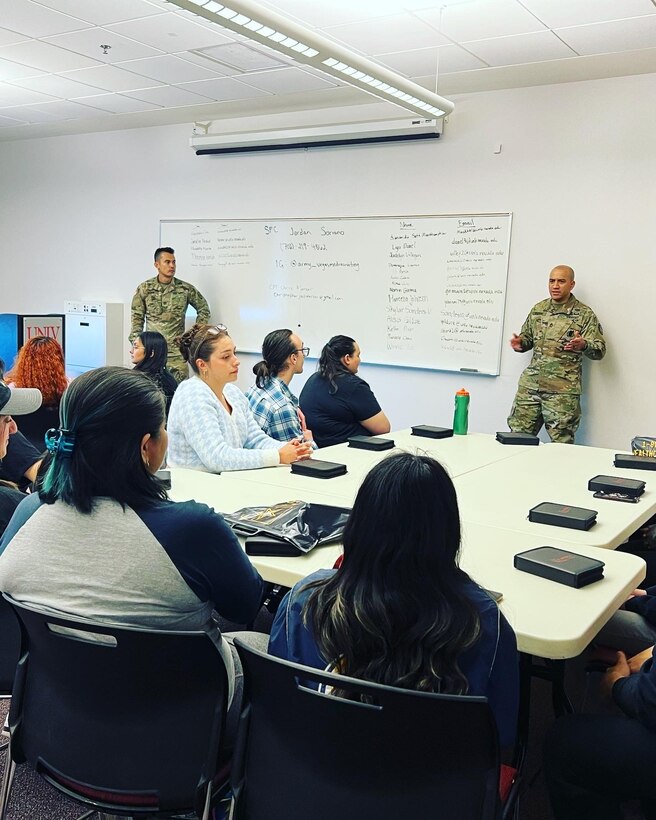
[133,331,168,376]
[318,335,356,392]
[304,452,481,695]
[253,329,295,388]
[40,367,168,514]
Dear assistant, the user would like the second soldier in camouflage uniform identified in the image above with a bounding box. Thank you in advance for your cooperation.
[130,247,210,383]
[507,265,605,444]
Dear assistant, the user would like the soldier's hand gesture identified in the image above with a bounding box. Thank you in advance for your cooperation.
[510,333,523,352]
[563,331,586,352]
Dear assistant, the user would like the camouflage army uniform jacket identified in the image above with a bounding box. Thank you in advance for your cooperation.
[516,295,605,395]
[129,277,210,352]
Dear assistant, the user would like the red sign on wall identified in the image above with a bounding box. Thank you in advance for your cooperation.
[22,316,64,347]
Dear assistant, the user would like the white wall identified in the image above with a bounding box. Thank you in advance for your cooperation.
[1,72,654,449]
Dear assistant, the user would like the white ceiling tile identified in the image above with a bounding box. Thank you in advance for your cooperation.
[465,30,576,66]
[1,0,91,38]
[0,0,655,140]
[178,49,241,76]
[0,56,46,81]
[10,72,110,98]
[0,112,25,126]
[238,67,336,93]
[377,45,486,77]
[124,84,215,106]
[0,27,31,47]
[376,46,439,77]
[261,0,437,28]
[556,15,656,55]
[417,0,546,42]
[176,76,272,101]
[32,0,168,26]
[0,39,102,71]
[25,98,111,118]
[0,82,57,105]
[0,103,59,122]
[60,64,164,92]
[117,54,222,84]
[44,27,163,64]
[519,0,656,30]
[106,12,233,53]
[324,14,450,55]
[194,43,288,73]
[71,92,161,113]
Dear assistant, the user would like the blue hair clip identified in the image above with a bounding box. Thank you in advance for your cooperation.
[44,428,76,458]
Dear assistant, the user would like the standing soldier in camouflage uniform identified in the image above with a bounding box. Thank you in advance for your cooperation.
[130,247,210,383]
[507,265,605,443]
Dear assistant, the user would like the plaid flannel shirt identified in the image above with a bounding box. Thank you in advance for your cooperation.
[246,377,304,443]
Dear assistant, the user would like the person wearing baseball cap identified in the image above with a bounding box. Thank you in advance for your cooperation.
[0,383,42,537]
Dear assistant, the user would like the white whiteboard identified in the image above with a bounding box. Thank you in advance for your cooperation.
[161,213,512,375]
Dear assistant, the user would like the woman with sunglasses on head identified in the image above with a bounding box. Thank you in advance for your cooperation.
[269,451,519,750]
[130,331,178,415]
[167,324,313,473]
[0,367,265,711]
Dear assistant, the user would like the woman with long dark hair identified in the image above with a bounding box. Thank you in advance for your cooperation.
[0,367,265,707]
[269,451,519,747]
[299,335,390,448]
[130,331,177,414]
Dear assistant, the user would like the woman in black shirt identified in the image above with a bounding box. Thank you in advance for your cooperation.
[131,332,177,415]
[299,335,390,448]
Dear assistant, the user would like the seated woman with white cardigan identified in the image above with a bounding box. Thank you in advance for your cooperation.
[167,324,312,472]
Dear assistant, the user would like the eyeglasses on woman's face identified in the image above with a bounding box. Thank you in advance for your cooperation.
[295,347,310,357]
[130,339,146,363]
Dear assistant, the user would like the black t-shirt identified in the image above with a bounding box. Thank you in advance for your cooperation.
[0,485,25,539]
[153,368,178,416]
[0,432,41,490]
[299,372,382,448]
[136,367,178,416]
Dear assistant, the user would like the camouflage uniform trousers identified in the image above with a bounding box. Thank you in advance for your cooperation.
[507,389,581,444]
[167,355,189,384]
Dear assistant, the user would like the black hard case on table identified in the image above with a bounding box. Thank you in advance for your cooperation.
[347,435,395,451]
[588,474,645,498]
[291,459,347,479]
[496,432,540,446]
[514,546,605,588]
[528,502,598,531]
[614,454,656,471]
[410,426,453,439]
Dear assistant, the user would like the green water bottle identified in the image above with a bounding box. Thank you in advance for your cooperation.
[453,387,470,435]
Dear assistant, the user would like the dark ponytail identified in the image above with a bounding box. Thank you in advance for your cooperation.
[318,335,356,392]
[253,329,295,389]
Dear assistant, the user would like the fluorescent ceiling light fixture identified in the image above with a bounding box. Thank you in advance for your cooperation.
[165,0,454,119]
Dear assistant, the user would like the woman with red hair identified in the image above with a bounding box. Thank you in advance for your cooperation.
[7,337,69,451]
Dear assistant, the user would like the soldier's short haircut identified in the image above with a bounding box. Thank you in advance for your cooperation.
[154,247,175,262]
